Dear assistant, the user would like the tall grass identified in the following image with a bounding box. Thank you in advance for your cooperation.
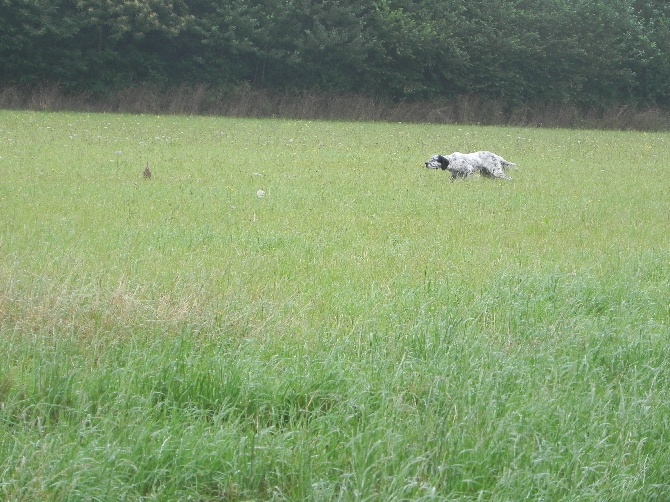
[1,111,669,500]
[2,84,670,130]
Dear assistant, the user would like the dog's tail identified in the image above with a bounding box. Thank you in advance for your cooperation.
[501,159,517,169]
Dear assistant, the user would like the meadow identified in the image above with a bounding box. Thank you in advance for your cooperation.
[1,110,669,500]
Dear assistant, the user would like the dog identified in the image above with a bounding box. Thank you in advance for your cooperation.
[425,151,516,180]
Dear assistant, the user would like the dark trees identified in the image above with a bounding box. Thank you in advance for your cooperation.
[1,0,669,109]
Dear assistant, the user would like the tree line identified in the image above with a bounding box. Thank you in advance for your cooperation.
[2,0,670,111]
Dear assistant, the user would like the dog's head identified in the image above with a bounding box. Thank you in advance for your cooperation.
[425,155,450,170]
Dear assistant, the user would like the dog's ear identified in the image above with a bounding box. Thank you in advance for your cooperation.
[437,155,450,170]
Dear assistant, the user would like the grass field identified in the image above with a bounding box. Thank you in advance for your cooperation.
[1,110,669,500]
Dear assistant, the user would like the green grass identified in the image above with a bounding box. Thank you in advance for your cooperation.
[1,110,669,500]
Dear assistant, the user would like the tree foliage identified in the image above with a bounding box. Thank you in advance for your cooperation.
[1,0,669,108]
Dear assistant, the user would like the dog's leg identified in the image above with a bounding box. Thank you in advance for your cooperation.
[489,159,512,180]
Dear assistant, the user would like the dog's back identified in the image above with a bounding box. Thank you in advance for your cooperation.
[472,151,516,168]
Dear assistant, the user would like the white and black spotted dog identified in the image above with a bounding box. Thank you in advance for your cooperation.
[425,151,516,181]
